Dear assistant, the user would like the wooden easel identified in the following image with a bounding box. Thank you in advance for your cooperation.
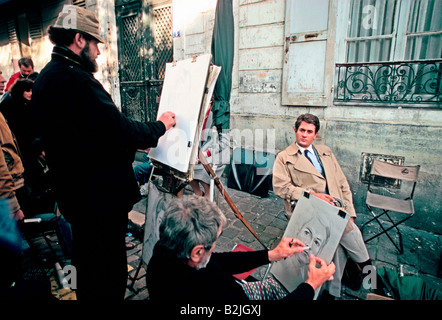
[130,54,266,289]
[198,149,268,250]
[129,149,267,290]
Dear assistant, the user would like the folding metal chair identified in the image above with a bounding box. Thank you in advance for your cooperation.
[361,159,420,254]
[19,203,66,265]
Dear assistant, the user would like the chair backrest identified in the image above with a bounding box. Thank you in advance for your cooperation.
[370,159,420,182]
[232,147,275,169]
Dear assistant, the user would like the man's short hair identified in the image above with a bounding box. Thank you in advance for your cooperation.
[158,195,226,260]
[47,26,93,47]
[295,114,320,133]
[18,57,34,69]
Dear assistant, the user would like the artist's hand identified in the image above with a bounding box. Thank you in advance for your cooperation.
[311,192,335,206]
[158,111,176,130]
[268,237,306,262]
[12,209,25,221]
[39,151,46,163]
[305,255,335,291]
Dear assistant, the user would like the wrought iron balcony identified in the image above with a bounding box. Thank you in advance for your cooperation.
[335,59,442,107]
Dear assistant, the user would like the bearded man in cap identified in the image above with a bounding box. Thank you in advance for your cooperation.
[32,5,176,300]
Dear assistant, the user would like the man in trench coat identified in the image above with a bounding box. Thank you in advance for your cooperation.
[273,114,372,299]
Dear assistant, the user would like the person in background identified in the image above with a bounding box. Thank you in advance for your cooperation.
[0,69,22,220]
[0,70,6,95]
[133,149,153,196]
[1,78,43,190]
[5,57,34,93]
[0,198,22,299]
[1,77,73,259]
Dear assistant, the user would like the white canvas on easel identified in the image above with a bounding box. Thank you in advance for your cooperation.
[149,54,213,174]
[270,191,350,299]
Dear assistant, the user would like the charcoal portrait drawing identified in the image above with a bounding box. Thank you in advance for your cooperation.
[271,192,349,296]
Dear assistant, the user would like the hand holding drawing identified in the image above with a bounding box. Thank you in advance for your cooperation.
[311,192,354,222]
[305,255,335,291]
[268,237,306,262]
[311,192,345,208]
[158,111,176,130]
[310,192,335,205]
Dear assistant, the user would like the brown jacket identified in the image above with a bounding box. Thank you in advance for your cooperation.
[273,143,356,218]
[0,112,24,213]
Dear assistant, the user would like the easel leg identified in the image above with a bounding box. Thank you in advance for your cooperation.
[262,262,272,281]
[209,164,217,202]
[198,149,268,250]
[129,260,144,291]
[129,167,155,291]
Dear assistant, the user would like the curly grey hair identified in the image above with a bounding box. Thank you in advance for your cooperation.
[158,195,227,260]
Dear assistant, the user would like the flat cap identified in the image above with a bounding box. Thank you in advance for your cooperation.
[52,5,104,43]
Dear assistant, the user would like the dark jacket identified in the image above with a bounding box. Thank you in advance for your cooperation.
[32,46,166,221]
[0,90,44,194]
[0,90,40,161]
[146,244,315,300]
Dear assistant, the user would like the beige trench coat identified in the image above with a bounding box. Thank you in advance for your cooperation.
[273,143,356,220]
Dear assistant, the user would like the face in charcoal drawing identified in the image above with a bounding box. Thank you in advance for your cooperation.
[291,213,331,266]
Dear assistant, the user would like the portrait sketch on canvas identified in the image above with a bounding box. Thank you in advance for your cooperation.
[271,191,350,297]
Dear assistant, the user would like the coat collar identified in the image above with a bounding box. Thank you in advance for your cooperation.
[285,143,331,179]
[52,45,90,72]
[286,142,301,156]
[286,142,332,157]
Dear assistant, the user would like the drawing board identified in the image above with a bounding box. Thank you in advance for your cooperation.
[141,181,176,266]
[270,191,350,298]
[148,54,213,174]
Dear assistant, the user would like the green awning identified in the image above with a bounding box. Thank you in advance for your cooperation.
[211,0,234,131]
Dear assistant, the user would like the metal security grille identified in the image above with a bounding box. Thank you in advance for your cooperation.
[121,14,142,82]
[116,1,172,123]
[153,6,173,79]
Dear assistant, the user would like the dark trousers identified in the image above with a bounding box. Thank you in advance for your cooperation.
[68,204,129,300]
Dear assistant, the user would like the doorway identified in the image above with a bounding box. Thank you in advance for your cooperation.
[115,0,173,122]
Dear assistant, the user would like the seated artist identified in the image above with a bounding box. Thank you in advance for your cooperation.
[146,195,335,300]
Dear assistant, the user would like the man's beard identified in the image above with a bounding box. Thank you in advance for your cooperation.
[81,41,98,73]
[195,251,212,270]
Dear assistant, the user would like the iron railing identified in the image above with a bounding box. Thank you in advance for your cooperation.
[335,59,442,107]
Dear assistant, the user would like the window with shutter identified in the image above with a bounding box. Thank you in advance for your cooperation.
[282,0,334,106]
